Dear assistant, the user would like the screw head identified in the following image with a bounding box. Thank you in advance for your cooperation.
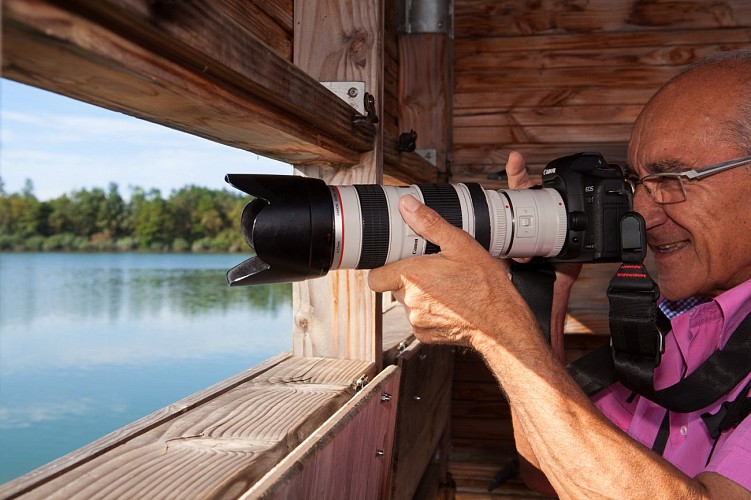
[347,87,358,98]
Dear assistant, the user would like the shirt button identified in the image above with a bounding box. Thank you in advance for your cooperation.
[680,425,688,436]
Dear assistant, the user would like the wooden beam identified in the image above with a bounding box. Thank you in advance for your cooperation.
[292,0,385,366]
[2,0,375,166]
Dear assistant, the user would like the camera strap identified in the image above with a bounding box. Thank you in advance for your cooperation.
[510,261,556,344]
[565,212,751,440]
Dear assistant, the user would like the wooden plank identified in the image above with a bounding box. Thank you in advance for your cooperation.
[455,66,684,91]
[452,143,628,172]
[292,0,385,366]
[210,0,294,60]
[244,365,400,499]
[455,43,748,71]
[454,105,642,127]
[453,124,633,145]
[454,87,659,109]
[390,342,454,499]
[454,27,751,53]
[247,0,294,36]
[1,356,374,499]
[455,0,751,38]
[2,0,375,166]
[398,33,451,177]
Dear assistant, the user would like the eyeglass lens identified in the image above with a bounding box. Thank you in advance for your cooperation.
[641,176,686,204]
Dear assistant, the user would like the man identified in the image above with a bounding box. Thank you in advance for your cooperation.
[368,50,751,496]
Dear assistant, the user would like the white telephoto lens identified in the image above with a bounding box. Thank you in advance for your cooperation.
[330,183,567,270]
[491,188,567,258]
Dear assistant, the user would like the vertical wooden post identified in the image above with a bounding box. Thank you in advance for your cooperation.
[292,0,384,368]
[398,32,453,180]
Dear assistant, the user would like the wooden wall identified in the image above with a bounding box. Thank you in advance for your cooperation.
[447,3,750,494]
[451,0,751,187]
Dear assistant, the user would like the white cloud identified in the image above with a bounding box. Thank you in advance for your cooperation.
[0,399,92,429]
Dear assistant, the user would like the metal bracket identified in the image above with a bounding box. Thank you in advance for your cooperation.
[320,81,366,114]
[397,0,453,36]
[415,148,437,166]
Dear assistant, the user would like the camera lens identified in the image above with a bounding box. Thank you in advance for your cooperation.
[328,183,567,271]
[225,175,567,285]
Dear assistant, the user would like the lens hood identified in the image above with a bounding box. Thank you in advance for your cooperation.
[224,174,334,286]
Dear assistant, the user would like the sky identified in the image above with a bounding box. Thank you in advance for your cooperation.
[0,79,292,200]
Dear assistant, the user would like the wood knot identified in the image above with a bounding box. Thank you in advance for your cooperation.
[347,30,371,68]
[296,316,310,332]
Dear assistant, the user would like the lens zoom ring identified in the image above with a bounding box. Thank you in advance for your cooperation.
[466,183,491,251]
[418,184,463,254]
[354,185,390,269]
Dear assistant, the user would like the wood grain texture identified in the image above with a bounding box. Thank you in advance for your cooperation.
[398,33,452,177]
[2,0,374,166]
[454,28,751,57]
[450,2,750,186]
[1,356,373,499]
[389,342,454,499]
[455,0,751,37]
[292,0,385,365]
[244,365,400,499]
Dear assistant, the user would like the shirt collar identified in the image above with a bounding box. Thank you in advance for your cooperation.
[658,296,710,319]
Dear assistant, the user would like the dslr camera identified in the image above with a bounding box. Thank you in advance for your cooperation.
[225,152,637,286]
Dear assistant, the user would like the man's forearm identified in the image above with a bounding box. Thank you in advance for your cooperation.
[472,315,705,499]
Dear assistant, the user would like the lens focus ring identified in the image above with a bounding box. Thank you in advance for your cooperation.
[354,185,390,269]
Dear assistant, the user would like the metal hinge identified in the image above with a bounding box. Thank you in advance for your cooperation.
[354,375,369,392]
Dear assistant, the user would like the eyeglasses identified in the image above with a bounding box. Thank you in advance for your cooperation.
[628,155,751,204]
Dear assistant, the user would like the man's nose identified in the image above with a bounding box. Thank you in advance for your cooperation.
[633,187,667,229]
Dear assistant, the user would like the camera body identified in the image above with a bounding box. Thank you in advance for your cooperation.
[225,152,634,286]
[542,152,632,263]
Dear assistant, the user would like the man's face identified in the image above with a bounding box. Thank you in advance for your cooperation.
[627,69,751,300]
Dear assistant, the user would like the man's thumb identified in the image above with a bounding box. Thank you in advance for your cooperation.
[399,195,475,256]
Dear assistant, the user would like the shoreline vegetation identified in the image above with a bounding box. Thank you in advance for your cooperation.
[0,179,250,253]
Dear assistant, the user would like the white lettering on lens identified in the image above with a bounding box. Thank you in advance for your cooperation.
[542,168,556,175]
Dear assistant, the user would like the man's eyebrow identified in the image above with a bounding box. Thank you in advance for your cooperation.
[646,159,686,174]
[623,158,688,179]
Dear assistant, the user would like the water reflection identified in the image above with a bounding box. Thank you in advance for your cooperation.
[2,254,290,325]
[0,253,292,482]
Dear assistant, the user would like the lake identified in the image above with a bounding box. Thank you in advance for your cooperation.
[0,252,292,484]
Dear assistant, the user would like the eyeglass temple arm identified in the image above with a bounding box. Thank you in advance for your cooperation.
[688,156,751,180]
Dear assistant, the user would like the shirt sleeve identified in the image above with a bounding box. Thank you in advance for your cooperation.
[704,414,751,491]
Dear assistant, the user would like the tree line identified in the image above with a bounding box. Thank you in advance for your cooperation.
[0,179,251,252]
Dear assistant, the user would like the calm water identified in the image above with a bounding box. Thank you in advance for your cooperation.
[0,252,292,484]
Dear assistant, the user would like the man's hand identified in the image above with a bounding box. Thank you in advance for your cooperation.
[368,194,526,348]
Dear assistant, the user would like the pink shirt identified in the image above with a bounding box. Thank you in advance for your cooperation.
[592,277,751,490]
